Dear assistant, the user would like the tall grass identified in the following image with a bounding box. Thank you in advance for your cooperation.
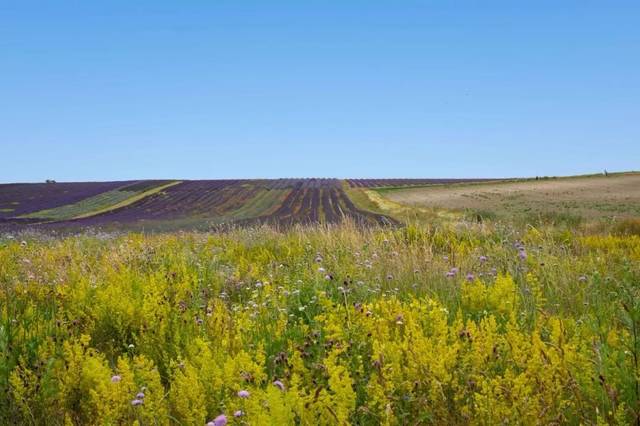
[1,219,639,424]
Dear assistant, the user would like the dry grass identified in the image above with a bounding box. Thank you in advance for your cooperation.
[380,172,640,221]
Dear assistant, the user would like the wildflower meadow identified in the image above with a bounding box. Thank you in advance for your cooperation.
[1,220,639,425]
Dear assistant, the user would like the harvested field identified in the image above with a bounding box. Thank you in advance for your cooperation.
[380,173,640,220]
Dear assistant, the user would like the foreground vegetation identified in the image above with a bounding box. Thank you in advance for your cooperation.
[1,218,640,424]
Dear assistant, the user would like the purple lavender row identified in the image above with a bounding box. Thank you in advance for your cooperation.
[62,180,246,226]
[0,181,135,219]
[346,178,499,188]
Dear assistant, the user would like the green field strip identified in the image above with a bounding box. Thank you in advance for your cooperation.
[210,185,261,215]
[22,181,181,220]
[223,187,292,221]
[107,187,293,231]
[342,180,389,216]
[72,181,182,219]
[20,190,135,220]
[318,190,328,223]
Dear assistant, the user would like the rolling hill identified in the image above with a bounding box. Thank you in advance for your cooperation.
[1,178,489,231]
[2,174,637,231]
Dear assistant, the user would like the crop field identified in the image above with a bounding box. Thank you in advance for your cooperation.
[0,181,133,221]
[1,175,640,425]
[247,180,393,227]
[376,173,640,224]
[0,179,397,231]
[66,180,256,226]
[20,180,177,221]
[346,178,496,188]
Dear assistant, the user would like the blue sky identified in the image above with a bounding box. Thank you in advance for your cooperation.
[1,1,639,182]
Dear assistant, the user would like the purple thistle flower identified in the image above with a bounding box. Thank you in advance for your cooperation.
[234,410,244,418]
[210,414,227,426]
[479,255,488,263]
[445,267,459,278]
[273,380,285,391]
[111,375,121,383]
[237,390,250,398]
[131,399,143,406]
[518,250,527,260]
[466,273,474,282]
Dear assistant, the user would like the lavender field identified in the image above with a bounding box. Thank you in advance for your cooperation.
[0,179,408,231]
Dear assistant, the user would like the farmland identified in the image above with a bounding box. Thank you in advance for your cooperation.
[0,179,405,231]
[21,181,178,221]
[346,178,498,188]
[377,172,640,224]
[0,181,134,221]
[248,180,394,227]
[1,174,640,424]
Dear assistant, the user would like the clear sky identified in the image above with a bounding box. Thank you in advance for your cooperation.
[1,1,639,183]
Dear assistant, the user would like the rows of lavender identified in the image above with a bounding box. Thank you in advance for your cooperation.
[0,181,132,220]
[248,187,393,227]
[0,179,419,230]
[346,178,496,188]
